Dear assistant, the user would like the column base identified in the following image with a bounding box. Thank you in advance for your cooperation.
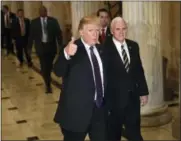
[141,104,172,127]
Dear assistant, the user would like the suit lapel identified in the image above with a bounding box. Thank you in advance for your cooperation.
[76,40,106,90]
[95,44,107,89]
[110,38,126,70]
[106,27,112,37]
[38,17,42,34]
[125,39,133,68]
[47,17,50,35]
[75,39,95,84]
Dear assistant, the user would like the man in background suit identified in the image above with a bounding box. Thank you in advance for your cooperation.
[97,8,111,44]
[1,10,5,49]
[2,5,16,55]
[103,17,149,141]
[53,15,107,141]
[28,6,63,93]
[12,9,32,67]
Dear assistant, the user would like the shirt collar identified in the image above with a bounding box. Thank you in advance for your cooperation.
[112,37,126,47]
[40,16,47,20]
[81,38,96,51]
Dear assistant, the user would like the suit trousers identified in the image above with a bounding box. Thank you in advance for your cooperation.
[107,93,143,141]
[4,28,14,54]
[60,103,106,141]
[38,43,55,88]
[15,36,31,64]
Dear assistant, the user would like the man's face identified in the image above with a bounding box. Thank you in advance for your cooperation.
[2,7,8,13]
[111,20,127,43]
[99,12,109,28]
[18,11,24,18]
[39,7,47,17]
[79,23,100,46]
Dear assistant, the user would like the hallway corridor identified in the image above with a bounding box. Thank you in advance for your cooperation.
[1,53,179,140]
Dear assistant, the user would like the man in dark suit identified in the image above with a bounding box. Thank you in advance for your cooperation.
[97,8,111,44]
[1,10,5,48]
[103,17,149,141]
[53,15,107,141]
[2,5,16,55]
[28,6,63,93]
[12,9,32,67]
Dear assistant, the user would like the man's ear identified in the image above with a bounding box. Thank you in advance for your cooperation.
[79,29,83,36]
[110,28,113,35]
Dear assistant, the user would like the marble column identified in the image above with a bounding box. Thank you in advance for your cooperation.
[11,1,23,14]
[23,1,42,20]
[123,2,172,127]
[71,1,105,37]
[42,2,66,44]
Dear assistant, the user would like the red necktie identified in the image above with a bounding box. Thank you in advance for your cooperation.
[101,28,106,42]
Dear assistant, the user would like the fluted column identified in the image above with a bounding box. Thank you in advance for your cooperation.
[42,2,66,44]
[11,1,23,13]
[123,2,172,127]
[23,1,42,20]
[71,1,105,37]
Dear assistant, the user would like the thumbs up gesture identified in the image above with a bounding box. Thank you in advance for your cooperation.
[65,37,77,56]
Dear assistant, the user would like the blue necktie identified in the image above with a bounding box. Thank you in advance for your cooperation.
[90,46,103,107]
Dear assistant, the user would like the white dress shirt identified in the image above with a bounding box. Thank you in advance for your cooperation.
[4,12,10,28]
[40,17,48,43]
[64,38,104,100]
[19,18,26,36]
[112,37,130,64]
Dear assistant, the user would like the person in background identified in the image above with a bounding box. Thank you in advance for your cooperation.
[2,5,16,55]
[97,8,111,44]
[27,6,63,93]
[12,9,32,67]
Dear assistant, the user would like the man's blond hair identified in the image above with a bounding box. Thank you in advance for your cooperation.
[78,15,100,31]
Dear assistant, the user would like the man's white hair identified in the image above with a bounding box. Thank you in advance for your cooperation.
[110,16,127,31]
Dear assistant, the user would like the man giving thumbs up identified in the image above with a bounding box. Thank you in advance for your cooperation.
[53,15,106,141]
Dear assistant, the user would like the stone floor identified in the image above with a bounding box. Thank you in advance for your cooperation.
[1,52,180,140]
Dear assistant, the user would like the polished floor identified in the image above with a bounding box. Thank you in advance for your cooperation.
[1,51,179,140]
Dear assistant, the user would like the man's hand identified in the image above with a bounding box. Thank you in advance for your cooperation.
[64,37,77,56]
[140,95,148,106]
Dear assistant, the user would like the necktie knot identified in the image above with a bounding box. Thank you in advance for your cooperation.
[90,46,94,51]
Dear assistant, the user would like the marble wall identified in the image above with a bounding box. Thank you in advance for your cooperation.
[161,2,180,96]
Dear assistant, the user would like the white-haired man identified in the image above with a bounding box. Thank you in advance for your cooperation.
[103,17,149,141]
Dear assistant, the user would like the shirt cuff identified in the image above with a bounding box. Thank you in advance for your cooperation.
[64,49,71,60]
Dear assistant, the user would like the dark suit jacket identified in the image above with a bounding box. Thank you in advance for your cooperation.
[27,16,62,55]
[53,39,106,132]
[1,10,5,35]
[99,26,112,44]
[11,17,30,40]
[1,11,16,34]
[103,37,149,112]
